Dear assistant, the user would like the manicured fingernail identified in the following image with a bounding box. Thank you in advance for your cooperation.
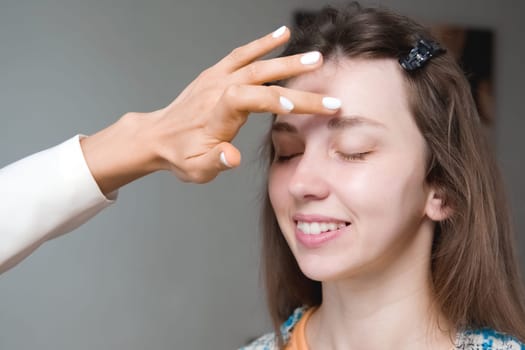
[300,51,321,65]
[220,152,232,168]
[322,97,342,110]
[279,96,294,111]
[272,25,287,38]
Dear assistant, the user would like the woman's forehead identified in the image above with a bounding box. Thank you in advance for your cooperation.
[287,57,406,97]
[282,58,413,131]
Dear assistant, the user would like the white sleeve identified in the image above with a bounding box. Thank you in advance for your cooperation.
[0,135,118,273]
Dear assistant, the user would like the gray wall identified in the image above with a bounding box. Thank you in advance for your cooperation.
[0,0,523,349]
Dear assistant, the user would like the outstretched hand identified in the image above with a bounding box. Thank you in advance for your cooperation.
[81,26,341,193]
[149,25,341,183]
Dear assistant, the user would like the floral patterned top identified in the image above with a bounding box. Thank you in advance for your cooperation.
[239,307,524,350]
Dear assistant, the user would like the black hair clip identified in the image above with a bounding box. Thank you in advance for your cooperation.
[399,39,446,71]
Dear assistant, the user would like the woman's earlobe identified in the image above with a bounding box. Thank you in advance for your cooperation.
[425,189,452,221]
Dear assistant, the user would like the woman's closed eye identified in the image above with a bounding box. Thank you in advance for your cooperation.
[336,151,371,161]
[274,153,303,163]
[274,151,371,163]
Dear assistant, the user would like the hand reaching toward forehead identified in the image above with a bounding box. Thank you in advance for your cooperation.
[80,26,341,193]
[0,27,342,274]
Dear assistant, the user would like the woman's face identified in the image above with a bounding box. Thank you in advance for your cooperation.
[268,58,437,282]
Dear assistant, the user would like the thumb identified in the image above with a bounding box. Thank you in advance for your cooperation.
[216,142,241,170]
[185,142,241,183]
[198,142,241,173]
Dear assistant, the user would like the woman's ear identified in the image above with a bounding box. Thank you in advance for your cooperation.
[425,187,452,221]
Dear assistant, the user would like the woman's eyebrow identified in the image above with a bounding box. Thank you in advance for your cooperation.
[327,115,386,130]
[271,115,386,133]
[271,121,297,133]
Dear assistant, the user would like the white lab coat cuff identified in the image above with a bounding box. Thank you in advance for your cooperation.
[0,135,118,271]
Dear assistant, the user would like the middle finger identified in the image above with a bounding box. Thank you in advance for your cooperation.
[229,51,324,85]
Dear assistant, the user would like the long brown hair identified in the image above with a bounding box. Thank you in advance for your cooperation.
[260,2,525,346]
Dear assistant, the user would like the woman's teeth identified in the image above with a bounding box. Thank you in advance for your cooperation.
[296,221,348,235]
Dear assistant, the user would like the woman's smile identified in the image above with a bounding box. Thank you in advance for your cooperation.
[293,213,351,248]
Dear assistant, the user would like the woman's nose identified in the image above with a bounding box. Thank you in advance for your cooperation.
[288,153,330,201]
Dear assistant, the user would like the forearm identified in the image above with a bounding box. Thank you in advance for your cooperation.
[0,135,116,273]
[0,112,162,273]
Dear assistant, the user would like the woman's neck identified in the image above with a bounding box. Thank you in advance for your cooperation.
[306,248,455,349]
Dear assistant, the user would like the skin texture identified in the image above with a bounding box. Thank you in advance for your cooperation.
[268,58,453,349]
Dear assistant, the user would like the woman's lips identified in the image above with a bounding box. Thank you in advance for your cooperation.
[294,220,351,249]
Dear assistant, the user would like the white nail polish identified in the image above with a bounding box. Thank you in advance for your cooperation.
[272,25,287,38]
[322,97,342,110]
[300,51,321,65]
[279,96,294,111]
[220,152,232,168]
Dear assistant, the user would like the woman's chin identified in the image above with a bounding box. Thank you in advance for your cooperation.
[297,257,360,283]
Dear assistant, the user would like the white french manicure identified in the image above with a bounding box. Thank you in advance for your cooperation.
[300,51,321,65]
[322,97,342,110]
[220,152,232,168]
[272,26,287,38]
[280,96,294,111]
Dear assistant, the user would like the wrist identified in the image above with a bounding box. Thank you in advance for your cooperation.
[119,111,166,173]
[80,112,162,194]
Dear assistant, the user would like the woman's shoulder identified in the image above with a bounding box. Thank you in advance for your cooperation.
[238,307,307,350]
[456,328,524,349]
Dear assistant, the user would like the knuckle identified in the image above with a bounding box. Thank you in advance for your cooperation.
[222,85,242,105]
[286,55,299,69]
[258,101,272,112]
[198,67,212,79]
[228,46,245,62]
[267,88,282,106]
[256,94,272,111]
[118,112,141,129]
[244,63,260,81]
[268,85,283,96]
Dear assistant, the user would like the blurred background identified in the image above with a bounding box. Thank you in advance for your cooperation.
[0,0,523,349]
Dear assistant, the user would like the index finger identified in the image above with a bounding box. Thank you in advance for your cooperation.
[213,26,291,73]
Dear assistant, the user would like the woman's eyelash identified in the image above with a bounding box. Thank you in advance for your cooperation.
[337,151,370,161]
[275,153,302,163]
[274,151,370,163]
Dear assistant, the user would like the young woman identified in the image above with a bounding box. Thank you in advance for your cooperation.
[1,2,523,349]
[243,3,525,349]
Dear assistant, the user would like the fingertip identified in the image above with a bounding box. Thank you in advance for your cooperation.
[220,152,232,168]
[300,51,322,65]
[219,145,241,169]
[322,97,342,110]
[279,96,295,112]
[271,25,288,39]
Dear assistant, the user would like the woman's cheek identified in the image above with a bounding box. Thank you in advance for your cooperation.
[334,163,388,206]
